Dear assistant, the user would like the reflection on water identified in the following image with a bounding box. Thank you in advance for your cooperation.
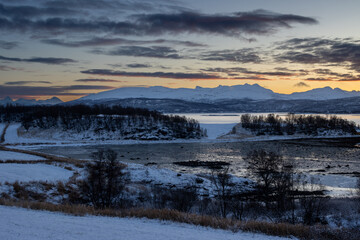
[35,140,360,179]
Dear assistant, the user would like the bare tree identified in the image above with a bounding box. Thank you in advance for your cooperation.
[245,150,283,202]
[211,167,234,218]
[245,149,298,213]
[356,176,360,213]
[81,148,127,209]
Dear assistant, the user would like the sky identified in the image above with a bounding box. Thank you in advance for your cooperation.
[0,0,360,101]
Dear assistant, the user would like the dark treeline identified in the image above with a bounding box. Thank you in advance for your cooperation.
[239,114,358,136]
[0,105,205,140]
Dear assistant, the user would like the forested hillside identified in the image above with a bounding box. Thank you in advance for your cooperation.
[0,105,205,140]
[237,114,358,136]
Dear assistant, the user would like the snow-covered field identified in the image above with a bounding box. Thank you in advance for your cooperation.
[0,164,73,183]
[0,150,45,161]
[0,206,295,240]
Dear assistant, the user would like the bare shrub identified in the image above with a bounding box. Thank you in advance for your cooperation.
[151,185,198,212]
[168,185,198,212]
[355,176,360,213]
[299,177,329,225]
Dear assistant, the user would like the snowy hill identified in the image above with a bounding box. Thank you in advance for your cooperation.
[0,97,63,106]
[77,84,360,102]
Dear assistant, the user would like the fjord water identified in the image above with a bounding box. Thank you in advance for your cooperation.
[32,113,360,197]
[177,113,360,125]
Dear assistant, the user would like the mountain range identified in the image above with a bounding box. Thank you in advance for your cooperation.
[78,84,360,102]
[68,84,360,113]
[3,84,360,113]
[0,97,63,106]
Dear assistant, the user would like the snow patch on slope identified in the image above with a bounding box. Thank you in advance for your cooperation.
[0,164,73,183]
[0,150,45,161]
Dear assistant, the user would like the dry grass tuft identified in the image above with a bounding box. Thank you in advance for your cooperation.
[1,198,358,239]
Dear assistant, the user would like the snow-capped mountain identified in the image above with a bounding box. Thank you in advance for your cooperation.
[80,84,281,102]
[78,84,360,102]
[287,87,360,100]
[0,97,63,106]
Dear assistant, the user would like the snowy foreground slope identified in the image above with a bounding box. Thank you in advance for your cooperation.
[0,206,295,240]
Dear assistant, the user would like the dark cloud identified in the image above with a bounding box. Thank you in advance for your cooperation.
[0,65,19,71]
[0,3,77,18]
[65,85,115,90]
[305,77,332,81]
[42,37,206,47]
[81,69,222,79]
[0,40,18,49]
[203,67,294,76]
[0,17,138,35]
[75,78,123,83]
[313,68,354,78]
[276,38,360,72]
[0,55,76,64]
[108,63,122,68]
[134,10,317,37]
[92,46,182,59]
[200,49,262,63]
[274,67,309,75]
[0,84,115,97]
[337,77,360,81]
[239,69,294,76]
[276,51,321,64]
[294,82,310,87]
[0,10,317,38]
[126,64,151,68]
[43,0,144,10]
[26,57,76,64]
[232,76,269,80]
[5,81,52,85]
[43,0,186,12]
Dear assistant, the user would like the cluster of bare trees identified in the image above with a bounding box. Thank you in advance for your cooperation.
[239,113,357,135]
[80,149,127,209]
[244,150,329,224]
